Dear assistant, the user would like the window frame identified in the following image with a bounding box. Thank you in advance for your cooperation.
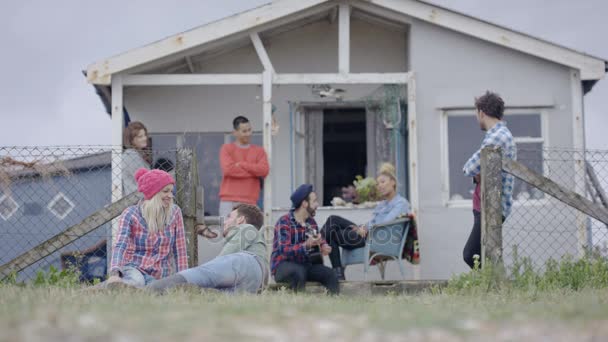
[440,108,549,208]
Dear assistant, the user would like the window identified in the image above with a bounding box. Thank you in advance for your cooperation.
[0,194,19,220]
[48,193,75,220]
[442,110,547,205]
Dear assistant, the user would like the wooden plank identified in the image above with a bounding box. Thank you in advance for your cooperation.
[273,72,410,84]
[571,70,588,255]
[121,73,411,86]
[262,70,274,262]
[481,146,504,267]
[176,149,198,267]
[503,159,608,225]
[356,0,605,80]
[122,74,263,86]
[86,0,331,84]
[338,3,350,74]
[0,192,143,279]
[407,72,420,281]
[586,161,608,208]
[110,75,124,266]
[250,32,274,73]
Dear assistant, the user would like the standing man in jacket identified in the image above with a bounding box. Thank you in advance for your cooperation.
[219,116,269,217]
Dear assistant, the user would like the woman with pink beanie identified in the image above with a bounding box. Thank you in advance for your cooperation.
[105,167,188,288]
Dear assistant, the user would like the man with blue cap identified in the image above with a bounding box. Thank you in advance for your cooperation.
[270,184,339,294]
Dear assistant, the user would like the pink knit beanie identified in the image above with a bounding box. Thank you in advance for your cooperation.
[134,168,175,200]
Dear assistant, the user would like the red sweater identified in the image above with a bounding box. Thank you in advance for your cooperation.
[219,143,269,205]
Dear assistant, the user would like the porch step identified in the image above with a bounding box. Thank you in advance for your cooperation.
[267,280,447,295]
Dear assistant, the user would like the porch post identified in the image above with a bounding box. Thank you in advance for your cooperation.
[262,70,273,251]
[570,70,588,257]
[406,72,420,280]
[110,74,124,265]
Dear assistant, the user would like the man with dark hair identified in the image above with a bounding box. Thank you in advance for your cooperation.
[462,91,516,269]
[218,115,269,217]
[271,184,339,294]
[147,204,268,294]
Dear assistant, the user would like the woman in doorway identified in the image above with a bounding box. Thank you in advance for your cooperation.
[320,163,410,280]
[105,167,188,288]
[122,121,151,194]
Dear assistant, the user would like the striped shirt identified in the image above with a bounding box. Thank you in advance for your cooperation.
[463,121,516,218]
[110,204,188,279]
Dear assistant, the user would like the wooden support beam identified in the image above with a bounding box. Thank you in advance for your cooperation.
[176,148,199,267]
[480,146,504,269]
[123,74,263,86]
[262,70,273,262]
[250,32,274,73]
[274,72,410,84]
[571,70,588,255]
[0,192,143,279]
[328,6,338,23]
[503,158,608,225]
[406,72,420,280]
[121,73,410,86]
[110,75,124,262]
[185,56,195,73]
[338,3,350,74]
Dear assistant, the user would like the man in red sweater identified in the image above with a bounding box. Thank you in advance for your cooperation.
[219,116,269,217]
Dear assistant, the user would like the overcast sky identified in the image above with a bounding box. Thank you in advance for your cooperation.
[1,0,606,149]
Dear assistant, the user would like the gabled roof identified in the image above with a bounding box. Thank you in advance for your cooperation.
[86,0,607,84]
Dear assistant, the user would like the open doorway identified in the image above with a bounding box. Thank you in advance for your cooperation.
[322,108,367,206]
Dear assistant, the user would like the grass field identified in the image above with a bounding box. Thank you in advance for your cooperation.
[1,285,607,341]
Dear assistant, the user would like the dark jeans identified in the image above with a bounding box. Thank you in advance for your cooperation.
[320,215,366,268]
[274,261,339,295]
[463,210,505,269]
[463,210,482,269]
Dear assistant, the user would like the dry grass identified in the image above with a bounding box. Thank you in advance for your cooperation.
[1,285,608,341]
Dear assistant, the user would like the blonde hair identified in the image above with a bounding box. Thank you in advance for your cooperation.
[377,162,397,189]
[141,191,173,233]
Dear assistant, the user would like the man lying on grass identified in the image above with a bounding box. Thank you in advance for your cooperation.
[147,204,268,294]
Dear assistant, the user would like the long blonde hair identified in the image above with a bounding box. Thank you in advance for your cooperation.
[141,191,173,233]
[377,162,397,190]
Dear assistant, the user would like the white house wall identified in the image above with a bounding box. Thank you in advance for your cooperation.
[409,17,577,280]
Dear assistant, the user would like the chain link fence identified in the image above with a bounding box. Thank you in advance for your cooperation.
[0,146,190,282]
[493,147,608,271]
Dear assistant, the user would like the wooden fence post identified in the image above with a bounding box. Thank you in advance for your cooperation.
[176,148,198,267]
[480,146,504,271]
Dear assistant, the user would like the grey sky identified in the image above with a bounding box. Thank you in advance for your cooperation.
[1,0,606,149]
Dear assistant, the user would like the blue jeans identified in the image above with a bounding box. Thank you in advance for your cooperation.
[179,252,264,293]
[120,266,156,287]
[97,266,156,288]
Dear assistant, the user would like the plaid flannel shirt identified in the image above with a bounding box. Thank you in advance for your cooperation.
[110,204,188,279]
[463,121,517,218]
[270,210,327,274]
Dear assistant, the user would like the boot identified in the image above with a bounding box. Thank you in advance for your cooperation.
[334,266,346,281]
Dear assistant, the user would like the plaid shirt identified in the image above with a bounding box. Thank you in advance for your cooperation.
[110,204,188,279]
[463,121,517,218]
[270,210,327,274]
